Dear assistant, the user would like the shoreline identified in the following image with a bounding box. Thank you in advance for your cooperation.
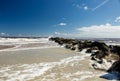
[0,45,59,52]
[0,38,59,52]
[0,37,120,80]
[0,47,78,66]
[0,46,108,81]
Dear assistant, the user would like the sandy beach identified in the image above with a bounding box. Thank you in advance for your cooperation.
[0,38,113,81]
[0,46,108,81]
[0,47,77,65]
[0,0,119,80]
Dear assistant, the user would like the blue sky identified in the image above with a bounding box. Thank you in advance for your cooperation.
[0,0,120,37]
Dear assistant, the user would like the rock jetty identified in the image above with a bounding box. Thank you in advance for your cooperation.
[49,37,120,79]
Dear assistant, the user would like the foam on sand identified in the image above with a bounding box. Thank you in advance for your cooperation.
[0,54,104,81]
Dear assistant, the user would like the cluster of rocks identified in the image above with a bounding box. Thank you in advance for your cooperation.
[49,37,120,76]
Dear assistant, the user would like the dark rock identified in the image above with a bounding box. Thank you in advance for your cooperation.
[91,51,109,59]
[49,37,112,59]
[65,44,72,49]
[86,48,92,53]
[107,60,120,73]
[92,46,99,50]
[91,56,96,60]
[110,46,120,57]
[71,47,76,50]
[91,41,110,52]
[97,59,103,64]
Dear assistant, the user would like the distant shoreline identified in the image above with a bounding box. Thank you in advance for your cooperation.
[0,36,48,39]
[1,36,120,39]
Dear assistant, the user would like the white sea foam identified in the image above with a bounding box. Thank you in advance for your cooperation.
[0,38,58,48]
[0,55,100,81]
[79,49,92,56]
[104,40,120,46]
[0,38,49,45]
[0,38,59,51]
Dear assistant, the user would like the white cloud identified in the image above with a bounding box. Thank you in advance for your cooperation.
[58,22,67,26]
[92,0,109,11]
[54,32,61,35]
[73,3,89,11]
[115,16,120,23]
[83,6,88,10]
[53,22,67,27]
[0,32,9,36]
[1,32,6,35]
[76,23,120,38]
[54,32,69,36]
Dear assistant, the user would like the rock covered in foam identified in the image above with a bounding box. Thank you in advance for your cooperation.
[91,58,114,71]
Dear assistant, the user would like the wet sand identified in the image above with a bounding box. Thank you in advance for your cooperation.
[30,54,107,81]
[0,45,14,50]
[0,47,77,66]
[0,47,108,81]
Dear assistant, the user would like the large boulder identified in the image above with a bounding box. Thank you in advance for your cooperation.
[86,46,99,53]
[65,44,72,49]
[110,46,120,57]
[91,41,110,52]
[77,41,92,51]
[107,59,120,73]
